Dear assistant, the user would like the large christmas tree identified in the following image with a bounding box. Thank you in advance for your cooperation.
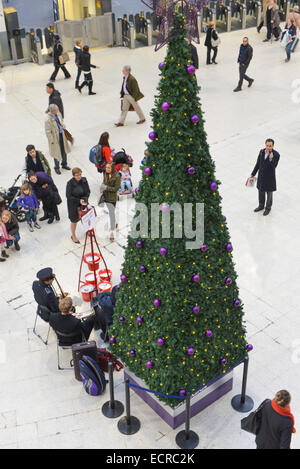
[109,13,247,407]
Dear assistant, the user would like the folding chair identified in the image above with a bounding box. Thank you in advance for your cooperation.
[55,331,86,371]
[33,305,51,345]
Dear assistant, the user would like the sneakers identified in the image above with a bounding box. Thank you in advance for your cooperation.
[34,222,41,229]
[1,250,9,258]
[28,223,34,232]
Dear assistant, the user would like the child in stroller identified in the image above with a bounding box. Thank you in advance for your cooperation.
[119,164,133,195]
[0,175,26,222]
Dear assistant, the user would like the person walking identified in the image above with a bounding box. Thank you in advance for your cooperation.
[262,0,281,42]
[255,390,296,449]
[45,103,71,175]
[74,40,83,90]
[46,83,64,118]
[66,167,90,244]
[22,144,51,182]
[281,19,297,62]
[49,34,71,82]
[187,39,199,69]
[100,162,121,241]
[115,66,145,127]
[234,37,254,92]
[204,21,219,64]
[250,138,280,216]
[77,45,100,96]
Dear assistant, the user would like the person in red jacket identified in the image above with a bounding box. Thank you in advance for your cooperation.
[99,132,114,163]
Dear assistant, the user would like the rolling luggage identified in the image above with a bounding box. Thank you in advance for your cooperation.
[71,340,98,381]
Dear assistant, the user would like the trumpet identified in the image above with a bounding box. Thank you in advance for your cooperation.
[52,277,69,299]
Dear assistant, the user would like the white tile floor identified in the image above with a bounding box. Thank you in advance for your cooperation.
[0,24,300,449]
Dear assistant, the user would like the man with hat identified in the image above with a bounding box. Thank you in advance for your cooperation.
[32,268,62,321]
[49,35,71,82]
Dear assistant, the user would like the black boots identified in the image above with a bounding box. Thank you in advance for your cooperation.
[88,81,96,95]
[1,250,9,259]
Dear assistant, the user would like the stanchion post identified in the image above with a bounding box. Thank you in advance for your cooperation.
[175,392,199,449]
[102,362,124,418]
[117,379,141,435]
[231,356,254,413]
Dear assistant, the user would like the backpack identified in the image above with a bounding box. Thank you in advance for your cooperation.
[89,144,106,172]
[79,355,107,396]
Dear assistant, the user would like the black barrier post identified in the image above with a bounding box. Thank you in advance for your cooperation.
[117,379,141,435]
[231,356,254,412]
[102,362,124,418]
[175,393,199,449]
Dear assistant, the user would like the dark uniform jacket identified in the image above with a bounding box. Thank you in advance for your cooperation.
[237,43,253,66]
[49,90,64,118]
[49,313,92,345]
[120,74,144,102]
[252,149,280,192]
[256,400,293,449]
[32,280,59,321]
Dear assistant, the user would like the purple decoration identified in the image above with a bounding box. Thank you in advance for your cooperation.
[221,358,227,365]
[120,275,127,283]
[109,337,115,344]
[130,349,136,356]
[116,284,120,290]
[136,316,143,324]
[149,131,157,141]
[119,316,125,322]
[162,101,170,111]
[201,244,207,252]
[223,215,227,221]
[206,330,213,338]
[157,338,164,346]
[193,306,200,314]
[192,274,200,283]
[153,298,161,307]
[247,344,253,352]
[179,389,186,397]
[210,182,217,191]
[226,277,232,285]
[140,265,146,273]
[234,299,240,307]
[187,65,196,75]
[158,61,165,69]
[187,347,194,355]
[136,241,143,248]
[226,243,233,252]
[191,114,199,124]
[135,187,140,194]
[160,247,167,256]
[188,167,195,175]
[144,167,152,176]
[146,361,154,368]
[162,203,169,212]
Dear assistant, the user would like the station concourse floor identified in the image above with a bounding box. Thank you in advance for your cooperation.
[0,25,300,449]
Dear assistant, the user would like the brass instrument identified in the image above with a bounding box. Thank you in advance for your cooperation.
[52,277,69,299]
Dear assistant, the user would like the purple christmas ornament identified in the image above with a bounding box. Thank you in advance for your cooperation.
[201,244,207,252]
[188,167,195,175]
[226,243,233,252]
[234,299,240,307]
[158,61,165,69]
[144,167,152,176]
[193,274,200,283]
[153,298,161,307]
[187,65,196,74]
[191,114,199,124]
[130,349,136,356]
[247,344,253,352]
[136,241,143,248]
[226,277,232,285]
[161,101,170,111]
[120,275,127,283]
[116,284,120,291]
[146,361,154,368]
[109,337,115,344]
[136,316,143,324]
[179,389,186,397]
[206,330,212,338]
[210,182,217,191]
[135,187,140,194]
[187,347,194,355]
[221,358,227,365]
[160,247,167,255]
[157,338,164,346]
[149,131,157,141]
[119,316,125,322]
[193,306,200,314]
[140,265,146,273]
[223,215,227,221]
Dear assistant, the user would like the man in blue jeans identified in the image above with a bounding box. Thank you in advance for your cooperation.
[234,37,254,92]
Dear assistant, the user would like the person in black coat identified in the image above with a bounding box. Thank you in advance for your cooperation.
[251,138,280,216]
[234,37,254,92]
[28,171,61,223]
[50,297,95,346]
[46,83,64,118]
[256,390,295,449]
[204,22,218,65]
[77,45,100,96]
[22,145,51,182]
[49,34,71,82]
[66,167,90,244]
[187,39,199,69]
[32,268,61,322]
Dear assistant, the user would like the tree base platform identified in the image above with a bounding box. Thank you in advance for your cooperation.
[124,368,233,429]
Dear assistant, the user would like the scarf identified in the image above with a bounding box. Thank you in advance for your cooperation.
[0,222,8,240]
[52,114,63,134]
[271,399,296,433]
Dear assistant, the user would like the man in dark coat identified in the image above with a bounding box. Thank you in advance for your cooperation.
[46,82,64,118]
[115,65,145,127]
[187,39,199,69]
[251,138,280,216]
[49,34,71,82]
[234,37,254,92]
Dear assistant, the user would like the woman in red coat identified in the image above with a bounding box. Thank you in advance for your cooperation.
[99,132,114,163]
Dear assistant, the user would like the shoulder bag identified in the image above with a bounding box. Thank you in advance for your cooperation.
[211,30,221,48]
[241,399,270,435]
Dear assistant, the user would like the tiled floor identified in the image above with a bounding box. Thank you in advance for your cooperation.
[0,24,300,449]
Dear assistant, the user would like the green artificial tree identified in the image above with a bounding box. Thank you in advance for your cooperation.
[109,13,248,407]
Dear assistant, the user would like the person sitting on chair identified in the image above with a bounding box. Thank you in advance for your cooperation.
[32,267,63,322]
[50,297,95,346]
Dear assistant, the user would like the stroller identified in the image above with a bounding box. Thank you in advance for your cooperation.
[0,175,26,222]
[113,149,135,200]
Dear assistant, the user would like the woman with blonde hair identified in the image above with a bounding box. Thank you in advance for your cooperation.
[204,21,219,65]
[1,210,21,254]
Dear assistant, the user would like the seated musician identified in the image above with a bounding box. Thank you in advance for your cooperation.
[32,267,62,322]
[50,297,95,346]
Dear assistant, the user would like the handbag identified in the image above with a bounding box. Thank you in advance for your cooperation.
[59,51,70,64]
[241,399,270,435]
[98,193,105,206]
[281,31,292,47]
[245,176,256,188]
[211,30,221,48]
[63,128,74,144]
[53,188,62,205]
[97,348,124,373]
[121,99,134,112]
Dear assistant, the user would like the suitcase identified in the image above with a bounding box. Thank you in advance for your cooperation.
[71,341,98,381]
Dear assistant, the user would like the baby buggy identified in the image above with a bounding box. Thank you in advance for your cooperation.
[113,149,135,200]
[0,175,26,222]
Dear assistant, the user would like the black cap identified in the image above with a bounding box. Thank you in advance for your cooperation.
[37,268,55,281]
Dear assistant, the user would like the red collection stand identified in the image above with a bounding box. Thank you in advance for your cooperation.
[78,206,111,302]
